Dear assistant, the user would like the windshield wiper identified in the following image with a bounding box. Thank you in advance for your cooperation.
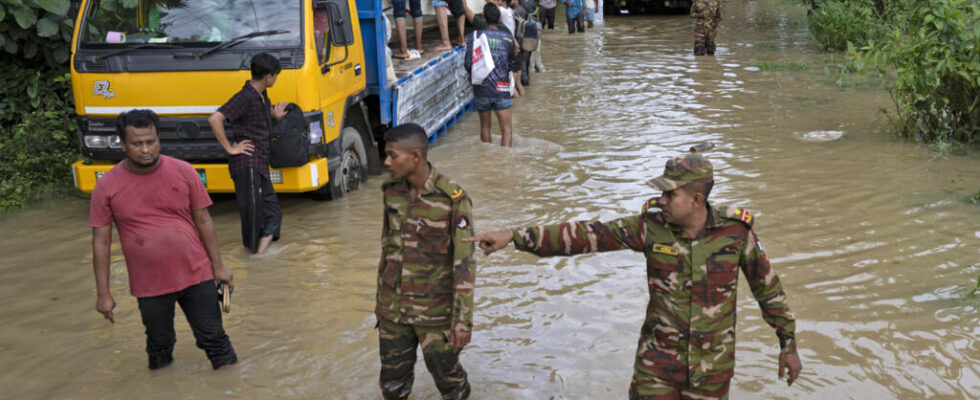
[97,43,182,60]
[198,30,290,59]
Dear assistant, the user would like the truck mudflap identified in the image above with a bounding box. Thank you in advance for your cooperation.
[72,158,329,194]
[391,47,474,141]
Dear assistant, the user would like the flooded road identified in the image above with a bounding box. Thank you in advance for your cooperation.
[3,0,980,398]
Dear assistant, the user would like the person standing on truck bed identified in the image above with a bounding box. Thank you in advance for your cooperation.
[464,153,804,399]
[464,2,523,147]
[90,109,237,371]
[208,53,287,254]
[392,0,425,58]
[375,123,476,400]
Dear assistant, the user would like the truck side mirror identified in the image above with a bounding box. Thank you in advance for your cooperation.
[315,0,354,46]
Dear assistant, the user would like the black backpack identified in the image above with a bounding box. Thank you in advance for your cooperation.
[270,103,309,168]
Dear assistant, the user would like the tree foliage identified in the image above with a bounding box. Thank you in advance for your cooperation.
[0,64,78,211]
[0,0,75,67]
[852,0,980,145]
[806,0,980,146]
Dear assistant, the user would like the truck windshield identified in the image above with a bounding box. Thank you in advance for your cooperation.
[78,0,301,48]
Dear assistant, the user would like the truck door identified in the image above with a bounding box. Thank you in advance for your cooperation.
[313,0,358,141]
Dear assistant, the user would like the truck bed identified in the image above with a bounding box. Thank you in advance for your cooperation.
[388,27,474,141]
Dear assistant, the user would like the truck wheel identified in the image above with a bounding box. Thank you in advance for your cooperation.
[313,127,368,200]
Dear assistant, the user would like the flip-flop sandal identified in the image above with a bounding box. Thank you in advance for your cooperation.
[218,282,231,313]
[391,53,410,60]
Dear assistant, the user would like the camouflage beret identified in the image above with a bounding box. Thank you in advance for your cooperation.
[646,154,713,191]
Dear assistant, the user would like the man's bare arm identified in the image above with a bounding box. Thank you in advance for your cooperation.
[92,225,116,323]
[192,208,234,288]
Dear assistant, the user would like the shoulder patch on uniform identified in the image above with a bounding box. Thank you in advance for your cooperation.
[456,215,470,230]
[642,197,660,214]
[723,206,755,228]
[451,187,464,200]
[434,174,467,202]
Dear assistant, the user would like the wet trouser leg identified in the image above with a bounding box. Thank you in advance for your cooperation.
[518,50,531,85]
[540,7,555,29]
[693,16,708,55]
[177,280,237,369]
[705,12,721,55]
[137,291,177,370]
[232,168,281,252]
[379,319,470,400]
[629,373,730,400]
[137,280,236,370]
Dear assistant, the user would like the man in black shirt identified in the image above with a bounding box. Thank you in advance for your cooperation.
[209,53,287,254]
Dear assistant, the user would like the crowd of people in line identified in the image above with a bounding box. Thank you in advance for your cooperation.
[386,0,601,147]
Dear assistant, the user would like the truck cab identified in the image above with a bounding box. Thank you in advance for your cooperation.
[70,0,472,199]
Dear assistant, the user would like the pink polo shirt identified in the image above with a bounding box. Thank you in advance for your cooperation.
[89,156,214,298]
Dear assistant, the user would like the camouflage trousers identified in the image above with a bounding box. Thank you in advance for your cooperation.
[629,373,730,400]
[378,319,470,400]
[692,1,722,55]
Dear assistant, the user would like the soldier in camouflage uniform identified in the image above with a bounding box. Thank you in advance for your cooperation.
[691,0,722,56]
[375,123,476,400]
[466,154,802,399]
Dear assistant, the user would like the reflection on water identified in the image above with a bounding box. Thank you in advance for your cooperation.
[2,0,979,398]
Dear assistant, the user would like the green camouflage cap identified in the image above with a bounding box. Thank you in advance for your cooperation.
[646,154,713,191]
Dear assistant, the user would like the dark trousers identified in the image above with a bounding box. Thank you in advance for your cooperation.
[137,280,237,370]
[518,50,531,86]
[232,167,281,252]
[567,13,585,33]
[540,7,556,29]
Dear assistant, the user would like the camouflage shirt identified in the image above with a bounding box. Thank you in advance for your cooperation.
[511,200,796,385]
[376,166,476,333]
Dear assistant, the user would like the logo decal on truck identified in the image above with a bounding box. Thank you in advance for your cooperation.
[93,80,115,99]
[326,111,336,128]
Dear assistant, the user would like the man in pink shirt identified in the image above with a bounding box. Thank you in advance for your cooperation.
[90,109,237,370]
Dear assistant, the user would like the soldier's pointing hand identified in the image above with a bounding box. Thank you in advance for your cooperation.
[462,230,512,256]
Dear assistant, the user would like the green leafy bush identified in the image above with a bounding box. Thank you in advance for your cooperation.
[0,64,79,212]
[807,0,889,51]
[853,0,980,145]
[0,0,75,67]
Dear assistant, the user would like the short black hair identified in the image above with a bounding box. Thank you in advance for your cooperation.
[685,179,714,204]
[251,52,282,80]
[484,3,501,25]
[384,123,428,157]
[116,109,159,141]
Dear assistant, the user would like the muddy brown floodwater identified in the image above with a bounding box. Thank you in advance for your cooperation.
[2,1,979,399]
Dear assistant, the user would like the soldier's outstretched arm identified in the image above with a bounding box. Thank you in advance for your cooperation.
[465,216,646,257]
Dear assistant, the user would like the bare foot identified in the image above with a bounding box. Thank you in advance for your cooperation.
[432,43,453,52]
[256,234,274,254]
[392,51,411,59]
[452,38,465,47]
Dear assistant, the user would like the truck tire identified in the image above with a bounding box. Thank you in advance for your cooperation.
[312,126,368,200]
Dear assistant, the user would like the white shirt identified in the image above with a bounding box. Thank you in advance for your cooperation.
[500,6,515,38]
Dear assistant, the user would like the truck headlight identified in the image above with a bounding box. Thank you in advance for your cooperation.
[309,120,322,144]
[107,136,121,149]
[270,170,283,184]
[84,135,109,148]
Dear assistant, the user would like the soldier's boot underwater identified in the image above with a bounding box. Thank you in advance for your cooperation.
[694,44,707,56]
[705,40,716,55]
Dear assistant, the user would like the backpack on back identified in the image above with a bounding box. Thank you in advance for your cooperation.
[270,103,310,168]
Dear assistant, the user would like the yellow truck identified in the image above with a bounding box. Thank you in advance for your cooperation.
[70,0,472,199]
